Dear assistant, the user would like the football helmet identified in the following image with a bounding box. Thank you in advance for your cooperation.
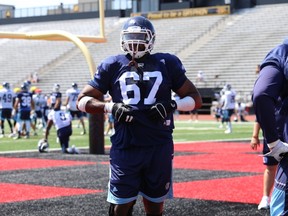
[24,80,31,88]
[21,83,29,91]
[225,84,232,91]
[53,83,60,92]
[120,16,155,59]
[2,82,10,89]
[37,139,49,153]
[72,82,78,89]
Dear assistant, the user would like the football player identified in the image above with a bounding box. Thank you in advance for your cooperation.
[64,83,86,135]
[32,88,48,130]
[0,82,15,137]
[253,38,288,215]
[77,16,202,216]
[13,83,34,139]
[44,108,78,154]
[220,84,236,134]
[50,83,62,110]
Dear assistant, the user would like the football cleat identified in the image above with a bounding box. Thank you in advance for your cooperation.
[258,196,269,210]
[66,145,80,154]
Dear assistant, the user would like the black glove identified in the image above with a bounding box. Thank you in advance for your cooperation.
[279,97,288,116]
[148,100,177,121]
[112,103,134,123]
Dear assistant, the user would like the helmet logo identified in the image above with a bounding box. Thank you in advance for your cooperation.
[127,26,141,32]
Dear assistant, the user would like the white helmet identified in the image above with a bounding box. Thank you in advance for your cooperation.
[38,139,49,153]
[53,83,60,92]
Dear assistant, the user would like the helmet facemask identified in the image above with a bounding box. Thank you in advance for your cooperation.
[121,26,155,59]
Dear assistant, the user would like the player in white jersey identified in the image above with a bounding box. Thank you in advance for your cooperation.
[32,88,47,129]
[0,82,15,137]
[44,109,78,154]
[64,83,86,135]
[220,84,236,134]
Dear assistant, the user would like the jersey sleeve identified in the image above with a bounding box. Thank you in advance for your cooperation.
[261,43,288,79]
[164,54,188,92]
[88,56,118,94]
[253,65,285,143]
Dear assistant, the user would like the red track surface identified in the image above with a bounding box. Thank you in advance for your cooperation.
[0,141,263,204]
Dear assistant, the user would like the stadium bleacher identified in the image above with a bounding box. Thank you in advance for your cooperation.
[1,3,288,106]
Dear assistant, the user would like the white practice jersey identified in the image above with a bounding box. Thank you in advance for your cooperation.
[33,94,47,111]
[0,88,15,109]
[66,88,80,111]
[47,110,72,130]
[221,90,236,110]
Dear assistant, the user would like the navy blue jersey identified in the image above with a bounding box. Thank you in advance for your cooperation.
[17,91,33,111]
[253,40,288,143]
[50,92,62,108]
[89,53,187,148]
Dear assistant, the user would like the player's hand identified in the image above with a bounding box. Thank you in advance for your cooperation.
[250,136,260,150]
[112,103,134,123]
[11,109,16,117]
[148,100,177,121]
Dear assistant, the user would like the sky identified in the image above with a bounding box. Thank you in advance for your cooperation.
[0,1,79,9]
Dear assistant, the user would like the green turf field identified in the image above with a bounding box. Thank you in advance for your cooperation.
[0,118,256,152]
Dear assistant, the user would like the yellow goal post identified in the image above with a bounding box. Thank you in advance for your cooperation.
[0,0,106,154]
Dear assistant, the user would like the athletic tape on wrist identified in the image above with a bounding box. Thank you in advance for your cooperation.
[104,102,115,113]
[77,96,93,112]
[175,96,195,111]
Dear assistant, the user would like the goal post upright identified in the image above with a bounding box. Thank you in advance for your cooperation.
[0,0,106,154]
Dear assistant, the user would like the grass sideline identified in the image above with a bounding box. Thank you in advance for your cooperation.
[0,115,256,153]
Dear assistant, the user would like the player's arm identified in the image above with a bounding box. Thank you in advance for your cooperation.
[77,85,134,122]
[54,97,62,110]
[148,79,202,121]
[30,96,35,111]
[253,65,283,145]
[12,98,19,116]
[77,84,105,114]
[250,121,261,150]
[175,79,202,111]
[44,119,53,140]
[63,95,69,107]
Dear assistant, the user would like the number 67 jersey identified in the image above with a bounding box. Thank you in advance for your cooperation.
[89,53,188,148]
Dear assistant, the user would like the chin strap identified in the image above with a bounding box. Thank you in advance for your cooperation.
[129,53,143,83]
[128,52,138,67]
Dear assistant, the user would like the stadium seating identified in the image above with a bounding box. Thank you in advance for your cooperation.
[1,4,288,104]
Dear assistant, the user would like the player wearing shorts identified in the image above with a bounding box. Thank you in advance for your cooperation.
[44,108,78,154]
[64,82,86,135]
[13,83,34,139]
[0,82,15,137]
[77,16,202,216]
[253,39,288,215]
